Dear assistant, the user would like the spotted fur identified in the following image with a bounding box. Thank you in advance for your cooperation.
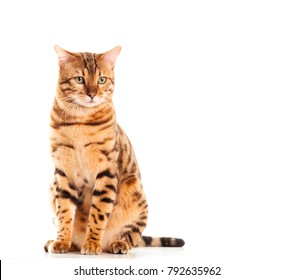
[44,46,184,254]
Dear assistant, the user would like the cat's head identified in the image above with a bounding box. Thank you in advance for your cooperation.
[55,45,121,109]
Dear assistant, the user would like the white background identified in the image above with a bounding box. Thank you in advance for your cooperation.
[1,0,293,279]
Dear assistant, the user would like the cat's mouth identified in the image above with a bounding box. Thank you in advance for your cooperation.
[75,96,103,108]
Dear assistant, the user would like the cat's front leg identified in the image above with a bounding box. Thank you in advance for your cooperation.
[46,169,78,253]
[81,168,118,254]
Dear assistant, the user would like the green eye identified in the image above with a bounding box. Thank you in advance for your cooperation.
[98,77,107,84]
[75,76,85,84]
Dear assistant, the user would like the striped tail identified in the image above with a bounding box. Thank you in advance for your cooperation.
[138,236,185,247]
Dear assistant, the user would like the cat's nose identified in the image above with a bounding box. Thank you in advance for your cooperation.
[87,92,97,99]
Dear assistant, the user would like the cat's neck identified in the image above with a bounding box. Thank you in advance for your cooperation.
[51,96,116,125]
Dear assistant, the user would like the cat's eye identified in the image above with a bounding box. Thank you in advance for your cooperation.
[75,76,85,84]
[98,77,107,84]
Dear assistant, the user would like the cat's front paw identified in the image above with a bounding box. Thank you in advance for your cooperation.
[46,240,71,253]
[81,240,102,255]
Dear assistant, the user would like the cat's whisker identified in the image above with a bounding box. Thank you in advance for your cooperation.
[102,99,113,114]
[102,95,113,108]
[59,95,74,101]
[60,98,80,122]
[103,98,112,107]
[71,102,81,118]
[60,100,75,120]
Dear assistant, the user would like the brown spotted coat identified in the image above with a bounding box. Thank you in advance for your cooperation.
[44,46,184,254]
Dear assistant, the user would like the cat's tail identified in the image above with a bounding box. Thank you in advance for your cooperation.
[137,236,185,247]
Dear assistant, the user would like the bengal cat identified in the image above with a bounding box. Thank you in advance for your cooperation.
[44,46,185,254]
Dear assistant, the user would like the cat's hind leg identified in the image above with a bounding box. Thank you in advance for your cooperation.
[106,175,148,254]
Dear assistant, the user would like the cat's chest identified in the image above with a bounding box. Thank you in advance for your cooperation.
[51,126,115,188]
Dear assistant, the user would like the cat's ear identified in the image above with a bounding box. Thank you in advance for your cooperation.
[54,45,76,66]
[101,46,121,68]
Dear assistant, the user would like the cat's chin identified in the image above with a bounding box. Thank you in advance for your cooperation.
[82,102,101,108]
[75,99,103,108]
